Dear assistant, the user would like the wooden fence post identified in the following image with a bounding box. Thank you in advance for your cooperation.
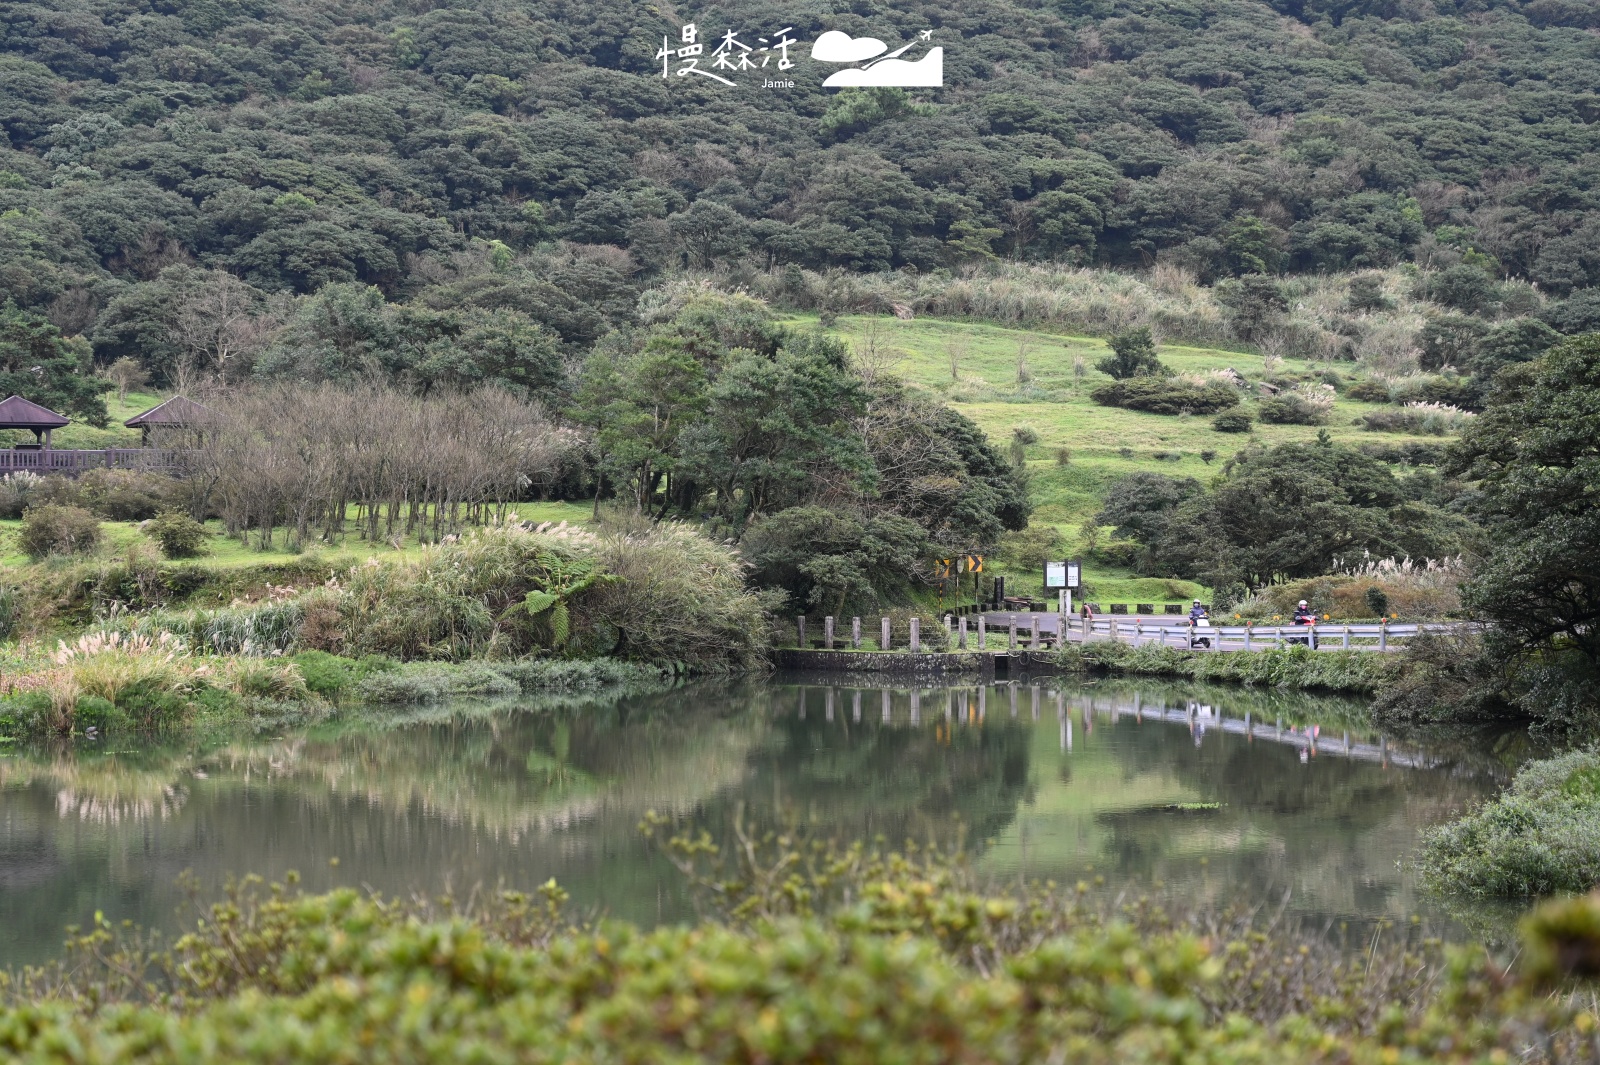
[881,616,891,651]
[824,616,834,650]
[958,617,968,650]
[797,616,806,648]
[852,617,861,650]
[910,617,921,653]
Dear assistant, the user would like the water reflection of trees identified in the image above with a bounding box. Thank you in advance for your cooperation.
[0,685,770,967]
[704,685,1034,854]
[0,676,1526,969]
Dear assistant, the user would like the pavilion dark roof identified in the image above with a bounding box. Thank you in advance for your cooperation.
[124,395,217,429]
[0,395,69,430]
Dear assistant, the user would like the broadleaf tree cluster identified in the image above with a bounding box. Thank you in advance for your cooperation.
[574,289,1029,612]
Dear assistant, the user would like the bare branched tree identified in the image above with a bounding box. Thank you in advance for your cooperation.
[174,272,279,386]
[192,383,577,549]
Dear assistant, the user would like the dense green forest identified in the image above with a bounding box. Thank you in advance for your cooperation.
[1,0,1598,394]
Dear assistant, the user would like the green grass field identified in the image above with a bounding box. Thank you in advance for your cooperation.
[789,313,1455,606]
[0,501,596,570]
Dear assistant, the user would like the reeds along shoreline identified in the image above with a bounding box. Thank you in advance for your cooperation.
[0,521,767,739]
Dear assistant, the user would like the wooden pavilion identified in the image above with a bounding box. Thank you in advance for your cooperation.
[0,395,70,451]
[124,395,217,447]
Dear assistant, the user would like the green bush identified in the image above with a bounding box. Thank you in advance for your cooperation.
[1,851,1592,1064]
[74,468,175,521]
[289,651,393,697]
[145,510,209,558]
[1365,586,1390,617]
[1345,379,1392,403]
[1210,408,1253,433]
[18,504,102,559]
[1090,377,1239,415]
[1420,750,1600,896]
[72,695,127,732]
[1257,392,1326,425]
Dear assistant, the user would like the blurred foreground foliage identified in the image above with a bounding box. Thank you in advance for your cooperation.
[6,820,1600,1063]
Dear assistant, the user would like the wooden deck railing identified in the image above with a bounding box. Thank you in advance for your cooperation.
[0,449,187,473]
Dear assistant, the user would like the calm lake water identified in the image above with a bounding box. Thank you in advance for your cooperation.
[0,673,1522,967]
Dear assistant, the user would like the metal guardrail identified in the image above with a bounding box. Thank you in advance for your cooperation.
[966,612,1461,653]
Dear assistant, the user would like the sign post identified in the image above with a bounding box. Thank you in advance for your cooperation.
[1046,559,1083,617]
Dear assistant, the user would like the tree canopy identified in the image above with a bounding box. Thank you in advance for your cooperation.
[1450,334,1600,725]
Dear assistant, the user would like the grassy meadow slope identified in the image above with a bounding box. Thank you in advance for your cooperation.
[795,312,1459,605]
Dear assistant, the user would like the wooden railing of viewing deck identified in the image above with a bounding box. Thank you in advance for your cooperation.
[0,449,188,474]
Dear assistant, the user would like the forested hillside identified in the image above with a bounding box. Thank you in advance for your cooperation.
[1,0,1597,395]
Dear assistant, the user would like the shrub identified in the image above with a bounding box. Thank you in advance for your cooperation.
[290,650,392,697]
[1365,585,1390,617]
[1094,326,1167,379]
[1419,750,1600,896]
[1211,408,1252,433]
[0,471,44,519]
[75,468,174,521]
[997,525,1065,573]
[1256,388,1331,425]
[583,521,777,672]
[145,511,209,558]
[18,504,102,559]
[1388,374,1477,408]
[1360,402,1474,435]
[1358,441,1448,465]
[72,694,126,732]
[1345,379,1392,403]
[1090,377,1238,415]
[12,831,1593,1063]
[225,659,311,701]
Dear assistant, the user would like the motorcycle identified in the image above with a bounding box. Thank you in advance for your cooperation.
[1189,615,1214,649]
[1288,613,1319,649]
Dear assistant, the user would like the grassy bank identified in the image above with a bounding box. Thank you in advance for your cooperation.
[1052,641,1400,696]
[1420,750,1600,897]
[3,829,1597,1064]
[0,520,768,740]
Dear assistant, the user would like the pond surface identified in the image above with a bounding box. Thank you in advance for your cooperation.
[0,673,1520,967]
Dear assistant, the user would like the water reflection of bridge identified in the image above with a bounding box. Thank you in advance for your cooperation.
[787,682,1438,770]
